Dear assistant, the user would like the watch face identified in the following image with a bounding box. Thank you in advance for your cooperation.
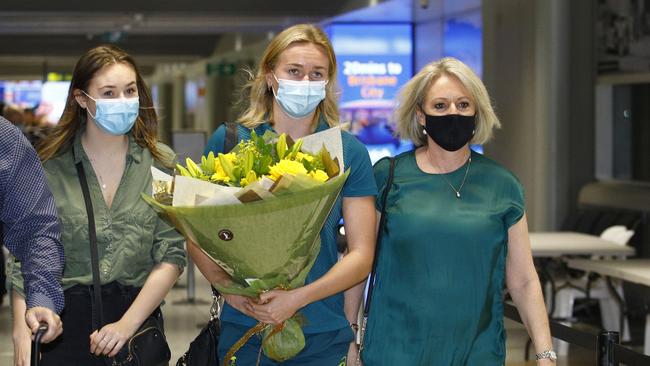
[549,351,558,360]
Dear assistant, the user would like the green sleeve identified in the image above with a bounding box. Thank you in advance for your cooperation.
[151,214,187,271]
[372,157,391,211]
[6,254,26,297]
[503,175,525,228]
[151,142,186,270]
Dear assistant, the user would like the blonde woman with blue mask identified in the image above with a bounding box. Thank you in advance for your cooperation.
[193,24,378,365]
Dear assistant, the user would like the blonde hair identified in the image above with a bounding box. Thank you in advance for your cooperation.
[396,57,500,146]
[237,24,339,128]
[37,45,166,165]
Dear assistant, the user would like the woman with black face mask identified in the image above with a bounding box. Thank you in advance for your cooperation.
[359,57,555,365]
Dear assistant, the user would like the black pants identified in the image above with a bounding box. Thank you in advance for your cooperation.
[40,282,157,366]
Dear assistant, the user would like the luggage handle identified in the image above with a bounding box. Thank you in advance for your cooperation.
[31,322,48,366]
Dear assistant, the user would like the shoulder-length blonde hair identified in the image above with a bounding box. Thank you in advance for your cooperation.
[237,24,339,128]
[396,57,500,146]
[37,45,164,163]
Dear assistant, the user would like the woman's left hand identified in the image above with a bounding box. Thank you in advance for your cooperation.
[250,289,305,324]
[89,319,139,357]
[346,342,360,366]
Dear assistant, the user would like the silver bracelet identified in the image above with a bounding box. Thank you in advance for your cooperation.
[535,350,557,361]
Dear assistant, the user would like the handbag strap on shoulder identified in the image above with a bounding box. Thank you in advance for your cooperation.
[223,121,238,153]
[363,157,396,317]
[74,152,105,329]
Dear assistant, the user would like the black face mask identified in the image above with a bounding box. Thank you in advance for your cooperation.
[423,113,476,151]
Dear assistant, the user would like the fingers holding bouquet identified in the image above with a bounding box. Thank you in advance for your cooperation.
[222,293,257,319]
[250,289,306,325]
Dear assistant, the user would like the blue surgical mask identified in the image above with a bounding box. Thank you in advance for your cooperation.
[83,91,139,135]
[272,74,327,119]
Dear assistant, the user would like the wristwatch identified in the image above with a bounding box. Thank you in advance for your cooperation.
[535,350,557,362]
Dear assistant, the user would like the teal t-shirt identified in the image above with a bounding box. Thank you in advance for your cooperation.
[204,120,378,333]
[361,150,525,365]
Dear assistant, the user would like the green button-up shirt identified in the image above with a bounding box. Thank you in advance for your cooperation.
[9,131,186,293]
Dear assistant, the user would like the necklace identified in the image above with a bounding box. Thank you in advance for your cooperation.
[433,154,472,199]
[88,157,107,190]
[96,171,107,190]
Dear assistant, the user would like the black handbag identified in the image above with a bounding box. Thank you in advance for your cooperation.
[176,287,221,366]
[76,159,171,366]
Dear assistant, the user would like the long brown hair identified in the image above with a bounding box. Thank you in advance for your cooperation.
[37,45,164,162]
[237,24,339,129]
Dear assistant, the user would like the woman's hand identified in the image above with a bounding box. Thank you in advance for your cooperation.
[12,321,31,366]
[89,319,139,357]
[249,289,305,325]
[346,342,360,366]
[222,293,257,319]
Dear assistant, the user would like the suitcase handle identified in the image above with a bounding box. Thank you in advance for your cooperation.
[31,322,48,366]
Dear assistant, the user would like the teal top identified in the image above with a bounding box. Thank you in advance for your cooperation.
[204,120,378,333]
[361,150,525,366]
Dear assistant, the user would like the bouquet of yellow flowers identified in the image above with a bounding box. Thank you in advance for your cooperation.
[144,127,348,365]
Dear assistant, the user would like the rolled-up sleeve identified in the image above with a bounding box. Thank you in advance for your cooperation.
[0,122,64,313]
[151,216,186,271]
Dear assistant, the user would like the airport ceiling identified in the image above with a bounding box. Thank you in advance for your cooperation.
[0,0,370,76]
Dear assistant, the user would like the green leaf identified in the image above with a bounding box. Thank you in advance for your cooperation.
[186,158,203,178]
[276,134,288,160]
[319,145,340,178]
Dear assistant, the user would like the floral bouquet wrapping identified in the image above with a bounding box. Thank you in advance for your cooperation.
[143,127,348,365]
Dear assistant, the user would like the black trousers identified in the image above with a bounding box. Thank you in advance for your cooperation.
[40,282,154,366]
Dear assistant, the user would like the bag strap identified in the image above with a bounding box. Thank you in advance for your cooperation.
[75,157,105,329]
[223,121,238,153]
[363,157,396,317]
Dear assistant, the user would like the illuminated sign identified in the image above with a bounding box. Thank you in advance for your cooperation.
[327,23,413,162]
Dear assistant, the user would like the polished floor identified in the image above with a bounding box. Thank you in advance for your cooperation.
[1,267,596,365]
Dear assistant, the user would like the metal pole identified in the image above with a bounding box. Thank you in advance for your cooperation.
[597,331,619,366]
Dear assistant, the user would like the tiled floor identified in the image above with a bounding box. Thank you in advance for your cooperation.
[0,270,598,365]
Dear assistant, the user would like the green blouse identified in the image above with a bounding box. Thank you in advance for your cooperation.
[361,150,524,366]
[9,131,186,294]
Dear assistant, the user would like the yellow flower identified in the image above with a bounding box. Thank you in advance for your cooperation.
[214,153,237,179]
[240,171,258,187]
[294,152,314,163]
[210,171,231,183]
[309,169,329,183]
[268,159,308,181]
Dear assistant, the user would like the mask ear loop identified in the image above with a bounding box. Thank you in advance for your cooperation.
[80,90,98,119]
[270,73,280,99]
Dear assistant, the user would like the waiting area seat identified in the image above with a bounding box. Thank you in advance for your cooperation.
[545,180,649,356]
[551,225,635,355]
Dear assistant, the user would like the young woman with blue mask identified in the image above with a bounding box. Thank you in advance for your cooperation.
[194,24,378,365]
[9,45,185,366]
